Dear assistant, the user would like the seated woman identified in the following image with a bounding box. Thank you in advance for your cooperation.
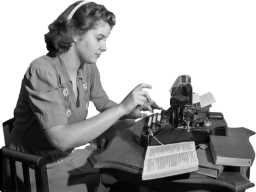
[7,1,160,192]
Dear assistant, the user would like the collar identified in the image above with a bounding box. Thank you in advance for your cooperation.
[50,56,85,84]
[77,66,86,83]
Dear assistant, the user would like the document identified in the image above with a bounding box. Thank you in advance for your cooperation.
[192,92,201,104]
[142,141,199,180]
[200,91,216,108]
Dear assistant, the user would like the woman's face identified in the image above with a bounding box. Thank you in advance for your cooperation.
[74,21,111,64]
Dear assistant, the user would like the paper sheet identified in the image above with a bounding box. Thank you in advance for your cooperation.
[200,91,216,108]
[192,92,201,104]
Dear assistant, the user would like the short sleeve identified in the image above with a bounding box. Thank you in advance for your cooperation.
[25,58,68,129]
[90,65,109,112]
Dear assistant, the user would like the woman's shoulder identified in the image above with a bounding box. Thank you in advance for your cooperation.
[26,55,61,78]
[26,55,58,82]
[29,55,55,70]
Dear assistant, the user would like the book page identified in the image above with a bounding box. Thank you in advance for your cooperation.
[143,141,199,180]
[144,150,198,173]
[146,141,196,159]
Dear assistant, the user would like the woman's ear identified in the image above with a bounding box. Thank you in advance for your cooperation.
[72,33,78,42]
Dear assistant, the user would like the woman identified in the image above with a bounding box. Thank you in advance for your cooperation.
[7,1,160,191]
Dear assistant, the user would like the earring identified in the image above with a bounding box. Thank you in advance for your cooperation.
[74,37,77,42]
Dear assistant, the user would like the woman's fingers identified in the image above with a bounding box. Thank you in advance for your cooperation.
[134,83,152,91]
[146,105,153,113]
[150,100,162,110]
[138,103,154,113]
[134,94,148,107]
[131,109,148,119]
[120,83,158,115]
[132,85,161,112]
[133,90,152,103]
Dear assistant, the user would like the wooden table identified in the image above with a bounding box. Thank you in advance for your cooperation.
[89,117,255,192]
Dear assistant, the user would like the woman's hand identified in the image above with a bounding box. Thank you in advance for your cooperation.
[124,99,162,119]
[123,108,147,119]
[119,83,152,115]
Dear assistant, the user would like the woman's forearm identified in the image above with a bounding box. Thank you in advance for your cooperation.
[101,100,129,120]
[101,99,118,112]
[44,104,125,151]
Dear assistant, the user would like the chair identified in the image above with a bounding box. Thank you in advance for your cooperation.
[2,118,15,146]
[2,117,145,192]
[2,117,109,192]
[1,118,49,192]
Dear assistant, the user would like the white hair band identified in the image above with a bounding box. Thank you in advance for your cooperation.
[67,0,90,22]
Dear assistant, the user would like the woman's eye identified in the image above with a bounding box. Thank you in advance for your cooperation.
[97,38,103,41]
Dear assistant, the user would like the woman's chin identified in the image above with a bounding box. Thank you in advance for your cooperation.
[82,59,97,65]
[91,59,99,64]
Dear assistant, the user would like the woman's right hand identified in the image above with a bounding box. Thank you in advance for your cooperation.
[119,83,152,115]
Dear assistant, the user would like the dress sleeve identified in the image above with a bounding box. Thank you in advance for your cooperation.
[90,65,109,112]
[25,58,68,130]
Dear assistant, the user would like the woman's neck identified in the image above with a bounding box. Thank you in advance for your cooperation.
[59,49,81,75]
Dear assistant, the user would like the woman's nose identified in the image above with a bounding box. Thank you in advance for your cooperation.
[100,41,107,52]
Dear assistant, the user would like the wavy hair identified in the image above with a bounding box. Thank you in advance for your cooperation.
[44,1,116,57]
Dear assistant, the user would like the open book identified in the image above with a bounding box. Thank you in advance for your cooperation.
[142,141,199,180]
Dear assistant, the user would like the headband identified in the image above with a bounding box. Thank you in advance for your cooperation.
[67,0,90,22]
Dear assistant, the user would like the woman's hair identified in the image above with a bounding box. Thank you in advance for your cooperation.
[45,1,116,57]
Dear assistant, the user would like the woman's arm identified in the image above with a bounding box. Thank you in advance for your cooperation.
[26,61,152,151]
[101,100,135,120]
[100,100,118,112]
[44,83,152,151]
[44,104,125,151]
[100,100,144,120]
